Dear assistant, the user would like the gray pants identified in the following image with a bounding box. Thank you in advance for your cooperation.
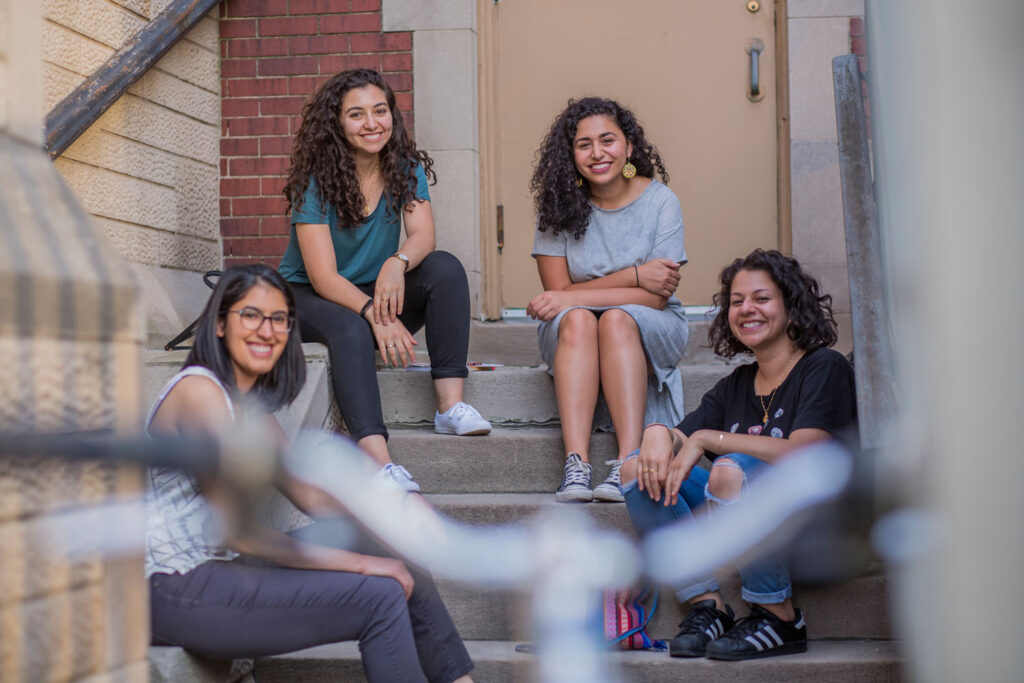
[149,523,473,683]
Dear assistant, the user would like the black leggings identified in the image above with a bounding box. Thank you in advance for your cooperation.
[149,522,474,683]
[290,251,471,442]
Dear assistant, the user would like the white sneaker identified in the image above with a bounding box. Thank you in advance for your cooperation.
[555,453,593,502]
[434,401,492,436]
[372,463,421,493]
[592,460,624,502]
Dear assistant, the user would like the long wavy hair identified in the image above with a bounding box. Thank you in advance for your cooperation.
[283,68,435,228]
[530,97,668,240]
[708,249,838,358]
[185,265,306,412]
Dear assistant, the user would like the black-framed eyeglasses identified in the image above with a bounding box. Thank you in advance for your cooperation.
[228,307,293,333]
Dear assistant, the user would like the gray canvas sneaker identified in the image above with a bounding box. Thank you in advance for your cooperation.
[592,459,624,502]
[555,453,593,502]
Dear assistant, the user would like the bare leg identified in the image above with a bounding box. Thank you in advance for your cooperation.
[758,598,797,622]
[358,434,391,467]
[597,310,647,459]
[553,309,600,462]
[433,377,463,414]
[689,591,727,612]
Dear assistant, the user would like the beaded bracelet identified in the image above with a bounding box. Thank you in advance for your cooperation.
[359,298,373,319]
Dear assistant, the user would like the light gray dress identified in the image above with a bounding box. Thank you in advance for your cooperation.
[532,180,690,428]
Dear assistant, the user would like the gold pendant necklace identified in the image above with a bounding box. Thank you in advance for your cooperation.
[759,389,778,426]
[757,351,800,426]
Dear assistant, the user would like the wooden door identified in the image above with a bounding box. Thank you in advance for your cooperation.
[480,0,781,315]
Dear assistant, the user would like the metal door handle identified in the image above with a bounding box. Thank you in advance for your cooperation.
[747,38,766,101]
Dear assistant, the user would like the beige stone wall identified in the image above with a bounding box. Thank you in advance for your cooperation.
[383,0,482,317]
[0,0,8,134]
[788,0,864,352]
[43,0,221,281]
[1,2,149,680]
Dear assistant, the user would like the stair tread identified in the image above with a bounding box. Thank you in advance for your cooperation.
[255,638,902,682]
[144,345,896,656]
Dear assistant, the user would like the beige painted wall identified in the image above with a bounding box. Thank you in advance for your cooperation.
[42,0,222,343]
[393,0,863,334]
[788,0,864,352]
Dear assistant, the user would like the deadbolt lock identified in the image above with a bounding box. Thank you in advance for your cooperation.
[747,0,760,12]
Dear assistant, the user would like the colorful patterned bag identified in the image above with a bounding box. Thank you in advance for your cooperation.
[603,586,667,650]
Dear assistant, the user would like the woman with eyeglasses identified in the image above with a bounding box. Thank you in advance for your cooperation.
[145,264,475,682]
[279,69,490,493]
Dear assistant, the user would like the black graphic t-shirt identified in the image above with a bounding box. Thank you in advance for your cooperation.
[677,347,856,460]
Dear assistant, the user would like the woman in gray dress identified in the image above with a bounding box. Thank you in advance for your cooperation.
[528,97,689,503]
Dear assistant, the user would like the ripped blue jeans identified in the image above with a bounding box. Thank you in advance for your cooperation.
[622,452,792,605]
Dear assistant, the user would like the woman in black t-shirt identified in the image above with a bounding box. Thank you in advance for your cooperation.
[621,249,856,661]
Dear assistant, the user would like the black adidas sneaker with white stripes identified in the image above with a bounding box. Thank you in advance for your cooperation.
[669,599,736,657]
[704,604,807,660]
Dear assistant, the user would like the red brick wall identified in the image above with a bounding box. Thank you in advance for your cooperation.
[849,17,870,138]
[219,0,414,268]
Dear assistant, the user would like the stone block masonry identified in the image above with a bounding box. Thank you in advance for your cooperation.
[220,0,415,269]
[44,1,222,274]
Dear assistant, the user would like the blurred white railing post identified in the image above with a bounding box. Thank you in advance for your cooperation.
[864,2,1024,680]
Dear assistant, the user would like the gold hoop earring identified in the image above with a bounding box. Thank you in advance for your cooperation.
[622,161,637,179]
[575,177,584,187]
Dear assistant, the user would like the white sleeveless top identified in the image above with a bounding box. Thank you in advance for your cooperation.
[144,366,239,578]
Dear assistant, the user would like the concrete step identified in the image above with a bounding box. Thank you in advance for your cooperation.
[410,318,728,368]
[432,573,892,642]
[389,427,620,493]
[145,347,736,430]
[427,492,633,531]
[424,493,891,641]
[380,364,733,426]
[254,638,902,682]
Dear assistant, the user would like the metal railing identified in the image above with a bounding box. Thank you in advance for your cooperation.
[4,424,863,682]
[832,53,897,456]
[44,0,220,159]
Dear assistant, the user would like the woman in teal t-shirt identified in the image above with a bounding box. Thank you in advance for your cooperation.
[280,69,490,490]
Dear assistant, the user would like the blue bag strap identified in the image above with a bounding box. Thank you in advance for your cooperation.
[610,589,659,644]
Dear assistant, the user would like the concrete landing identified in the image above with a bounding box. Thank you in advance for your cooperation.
[254,639,902,682]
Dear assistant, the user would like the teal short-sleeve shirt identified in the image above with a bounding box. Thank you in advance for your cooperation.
[279,164,430,286]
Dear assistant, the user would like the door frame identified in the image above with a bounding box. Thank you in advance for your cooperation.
[775,0,792,256]
[477,0,792,320]
[477,0,502,319]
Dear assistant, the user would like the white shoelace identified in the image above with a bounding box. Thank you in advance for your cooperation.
[602,460,622,486]
[445,402,474,420]
[563,456,590,486]
[388,464,414,484]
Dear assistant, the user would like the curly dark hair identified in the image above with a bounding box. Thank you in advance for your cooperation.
[530,97,668,240]
[707,249,838,358]
[283,68,435,228]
